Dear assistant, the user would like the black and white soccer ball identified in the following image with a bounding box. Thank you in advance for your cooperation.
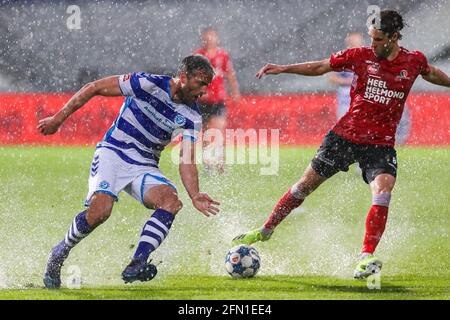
[225,245,261,278]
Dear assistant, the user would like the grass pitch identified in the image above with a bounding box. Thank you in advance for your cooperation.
[0,146,448,299]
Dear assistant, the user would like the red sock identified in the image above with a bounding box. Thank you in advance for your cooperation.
[361,205,389,254]
[263,190,304,230]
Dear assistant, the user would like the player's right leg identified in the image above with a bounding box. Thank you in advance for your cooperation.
[231,131,354,246]
[231,164,327,246]
[43,193,115,289]
[44,147,121,289]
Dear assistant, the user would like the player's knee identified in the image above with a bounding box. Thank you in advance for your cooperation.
[372,192,391,207]
[87,205,112,227]
[371,174,396,194]
[159,197,183,215]
[87,194,114,227]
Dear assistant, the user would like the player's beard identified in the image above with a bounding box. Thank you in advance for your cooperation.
[179,87,196,106]
[375,50,386,59]
[376,42,393,59]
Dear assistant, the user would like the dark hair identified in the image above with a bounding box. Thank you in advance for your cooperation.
[178,54,215,79]
[374,10,405,39]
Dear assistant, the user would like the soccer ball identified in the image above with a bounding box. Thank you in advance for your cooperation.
[225,245,261,278]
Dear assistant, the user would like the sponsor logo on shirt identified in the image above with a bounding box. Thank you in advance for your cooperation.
[142,105,175,131]
[363,76,405,105]
[367,63,380,74]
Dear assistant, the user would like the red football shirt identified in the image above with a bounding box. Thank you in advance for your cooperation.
[329,46,430,146]
[194,47,231,104]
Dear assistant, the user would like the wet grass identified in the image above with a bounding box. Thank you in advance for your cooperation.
[0,275,448,300]
[0,146,448,299]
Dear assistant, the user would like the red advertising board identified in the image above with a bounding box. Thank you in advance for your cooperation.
[0,93,449,146]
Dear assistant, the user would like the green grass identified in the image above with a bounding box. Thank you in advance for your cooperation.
[0,275,448,300]
[0,146,448,299]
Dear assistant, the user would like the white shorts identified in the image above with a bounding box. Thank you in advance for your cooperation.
[84,147,177,207]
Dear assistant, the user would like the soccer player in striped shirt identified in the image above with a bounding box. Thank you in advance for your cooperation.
[38,55,220,288]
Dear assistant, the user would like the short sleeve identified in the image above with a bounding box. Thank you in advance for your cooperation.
[329,48,360,72]
[118,73,134,96]
[182,117,202,142]
[416,51,431,76]
[118,72,168,98]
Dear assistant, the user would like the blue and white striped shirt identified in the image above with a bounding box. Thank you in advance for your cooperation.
[97,72,202,167]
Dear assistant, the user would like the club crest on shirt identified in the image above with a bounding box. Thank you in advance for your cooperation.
[396,69,410,80]
[99,181,110,189]
[367,63,380,74]
[174,114,186,127]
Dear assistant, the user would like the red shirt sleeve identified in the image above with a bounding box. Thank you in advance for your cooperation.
[329,48,360,72]
[415,51,431,76]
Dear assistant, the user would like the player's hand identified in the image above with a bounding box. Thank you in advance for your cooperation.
[256,63,285,79]
[37,116,62,135]
[191,192,220,217]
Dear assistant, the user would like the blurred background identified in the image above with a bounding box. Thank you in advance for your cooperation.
[0,0,449,93]
[0,0,449,146]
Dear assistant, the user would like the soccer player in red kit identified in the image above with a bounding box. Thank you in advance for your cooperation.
[194,27,241,172]
[232,10,450,279]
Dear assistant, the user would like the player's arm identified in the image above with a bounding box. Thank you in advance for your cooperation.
[256,59,332,79]
[179,139,220,217]
[37,76,122,135]
[422,65,450,88]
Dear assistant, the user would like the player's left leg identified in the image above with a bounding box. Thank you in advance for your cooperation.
[44,193,115,288]
[133,184,181,262]
[354,174,396,279]
[355,147,397,279]
[44,147,123,289]
[364,174,396,253]
[122,173,181,283]
[232,163,328,246]
[232,131,355,246]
